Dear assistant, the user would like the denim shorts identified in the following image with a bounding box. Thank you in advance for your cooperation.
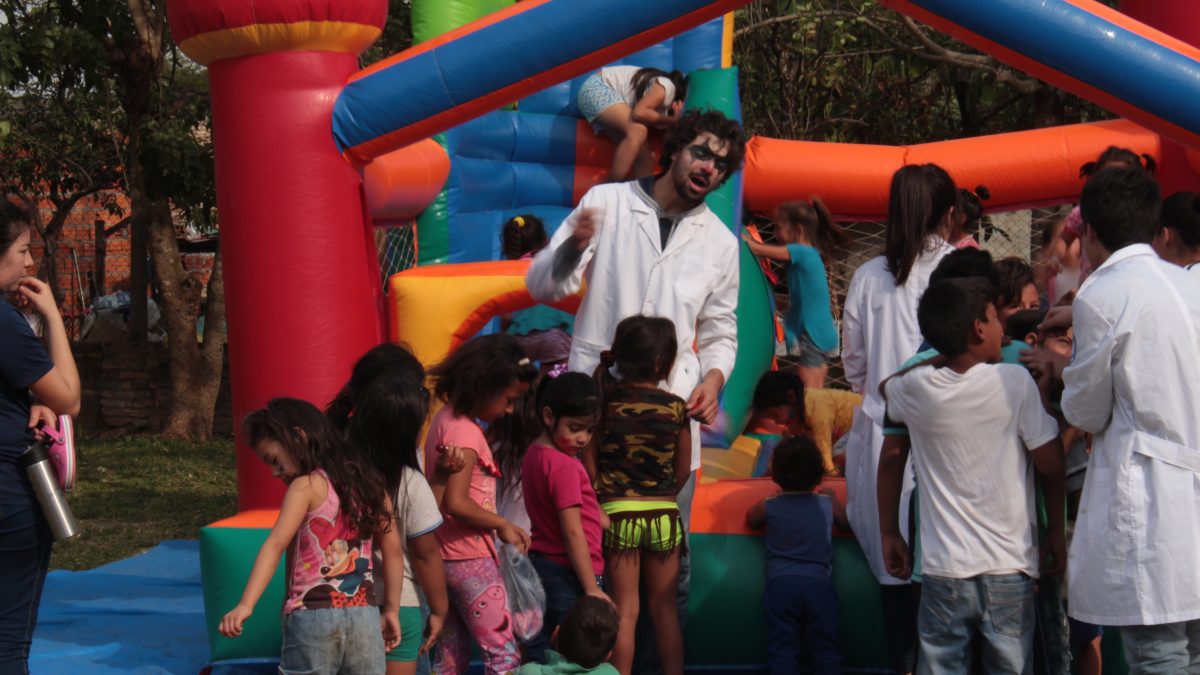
[281,605,385,675]
[577,73,623,122]
[786,328,836,368]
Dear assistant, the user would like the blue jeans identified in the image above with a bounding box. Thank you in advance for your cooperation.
[524,553,602,664]
[0,505,53,675]
[280,605,385,675]
[764,574,841,675]
[917,573,1036,675]
[1120,620,1200,674]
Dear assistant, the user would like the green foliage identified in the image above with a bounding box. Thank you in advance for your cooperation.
[361,0,414,66]
[735,1,1112,145]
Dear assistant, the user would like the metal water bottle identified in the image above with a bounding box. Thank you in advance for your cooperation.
[19,438,79,541]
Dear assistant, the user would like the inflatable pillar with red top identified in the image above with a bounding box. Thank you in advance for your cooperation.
[167,0,389,511]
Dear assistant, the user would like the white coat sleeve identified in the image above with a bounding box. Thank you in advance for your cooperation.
[1061,295,1116,434]
[696,238,740,382]
[525,193,598,302]
[841,269,868,392]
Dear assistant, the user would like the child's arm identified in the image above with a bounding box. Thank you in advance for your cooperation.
[408,532,449,654]
[375,503,404,652]
[582,441,598,484]
[631,83,676,128]
[745,497,768,530]
[559,506,611,603]
[741,235,791,263]
[1030,437,1067,577]
[818,487,851,532]
[219,475,318,638]
[674,423,692,497]
[443,449,530,552]
[876,434,912,580]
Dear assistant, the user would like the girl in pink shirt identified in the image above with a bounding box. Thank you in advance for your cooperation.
[424,335,538,675]
[521,372,610,663]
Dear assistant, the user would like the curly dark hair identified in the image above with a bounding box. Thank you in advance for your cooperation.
[659,109,746,186]
[244,398,392,539]
[771,435,825,493]
[431,334,538,419]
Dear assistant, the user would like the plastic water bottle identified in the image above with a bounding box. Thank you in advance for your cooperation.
[19,438,79,541]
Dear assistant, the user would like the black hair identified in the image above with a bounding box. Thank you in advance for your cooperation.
[555,596,619,668]
[775,197,851,260]
[1161,191,1200,248]
[327,343,429,494]
[993,257,1035,310]
[885,164,958,286]
[0,199,32,257]
[431,334,539,419]
[659,109,746,187]
[1078,166,1162,253]
[928,247,1000,296]
[1004,308,1043,342]
[244,398,391,539]
[751,370,805,420]
[1079,145,1157,178]
[631,68,689,109]
[955,185,990,237]
[500,214,548,261]
[770,435,824,493]
[539,372,601,421]
[594,315,678,394]
[917,277,997,358]
[490,381,541,501]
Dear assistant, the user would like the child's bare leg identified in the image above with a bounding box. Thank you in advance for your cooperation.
[632,141,656,179]
[606,551,642,675]
[642,549,684,675]
[596,105,648,182]
[387,661,416,675]
[1078,636,1102,675]
[798,364,828,390]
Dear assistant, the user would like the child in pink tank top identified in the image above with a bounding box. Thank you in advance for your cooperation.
[219,398,405,675]
[424,335,538,675]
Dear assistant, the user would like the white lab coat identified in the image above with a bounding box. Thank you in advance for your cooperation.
[1063,244,1200,626]
[525,180,740,470]
[840,240,953,584]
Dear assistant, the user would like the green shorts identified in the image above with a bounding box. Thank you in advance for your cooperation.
[602,500,683,553]
[385,606,425,662]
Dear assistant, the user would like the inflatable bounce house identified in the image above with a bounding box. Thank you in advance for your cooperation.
[165,0,1200,669]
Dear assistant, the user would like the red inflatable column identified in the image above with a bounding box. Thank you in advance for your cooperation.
[1120,0,1200,193]
[168,1,389,510]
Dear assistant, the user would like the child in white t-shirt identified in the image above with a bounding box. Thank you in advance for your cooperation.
[876,277,1065,674]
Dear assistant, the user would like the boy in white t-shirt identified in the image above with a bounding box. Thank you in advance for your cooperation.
[876,276,1065,674]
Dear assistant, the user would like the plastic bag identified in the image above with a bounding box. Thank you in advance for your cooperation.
[498,544,546,642]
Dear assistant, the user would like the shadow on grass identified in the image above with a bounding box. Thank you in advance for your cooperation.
[50,435,238,570]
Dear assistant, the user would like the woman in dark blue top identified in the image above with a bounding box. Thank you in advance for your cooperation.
[0,200,81,673]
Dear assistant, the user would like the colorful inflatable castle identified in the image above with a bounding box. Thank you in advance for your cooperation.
[166,0,1200,670]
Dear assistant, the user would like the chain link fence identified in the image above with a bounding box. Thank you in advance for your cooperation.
[375,224,417,289]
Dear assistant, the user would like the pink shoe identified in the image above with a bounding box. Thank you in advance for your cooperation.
[41,416,76,493]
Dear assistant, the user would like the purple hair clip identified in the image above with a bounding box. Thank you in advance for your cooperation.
[546,362,570,379]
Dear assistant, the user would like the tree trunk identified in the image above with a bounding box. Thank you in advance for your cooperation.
[146,201,226,441]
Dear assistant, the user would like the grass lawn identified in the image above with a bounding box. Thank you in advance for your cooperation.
[50,436,238,571]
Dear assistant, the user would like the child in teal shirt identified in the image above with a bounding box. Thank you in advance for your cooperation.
[744,198,849,389]
[515,596,619,675]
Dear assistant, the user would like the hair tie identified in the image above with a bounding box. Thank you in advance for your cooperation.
[517,357,531,367]
[599,351,615,367]
[546,362,570,379]
[514,216,526,229]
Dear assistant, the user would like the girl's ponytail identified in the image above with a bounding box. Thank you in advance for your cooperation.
[809,196,851,261]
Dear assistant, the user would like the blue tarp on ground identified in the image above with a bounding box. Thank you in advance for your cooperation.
[30,540,272,675]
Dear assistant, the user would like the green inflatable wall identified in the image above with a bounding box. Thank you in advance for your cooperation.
[201,526,288,661]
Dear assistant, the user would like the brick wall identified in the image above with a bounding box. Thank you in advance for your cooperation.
[73,342,233,437]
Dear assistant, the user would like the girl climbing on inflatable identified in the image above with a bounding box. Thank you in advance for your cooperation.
[744,197,850,390]
[577,66,688,181]
[220,398,404,674]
